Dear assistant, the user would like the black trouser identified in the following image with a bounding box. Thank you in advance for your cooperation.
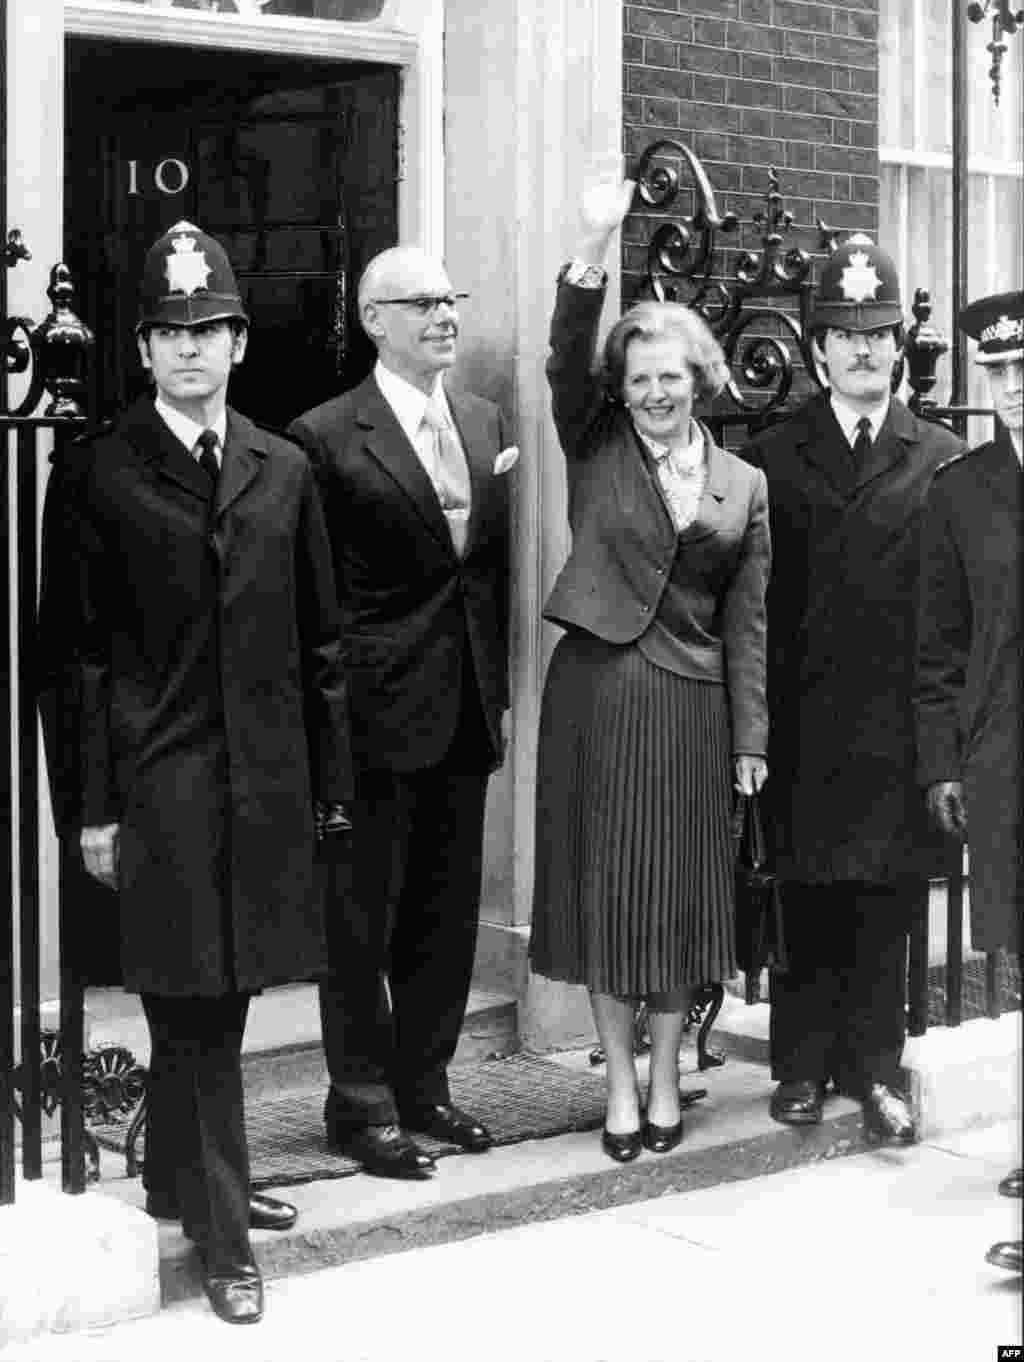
[769,879,928,1095]
[140,992,252,1274]
[319,684,495,1130]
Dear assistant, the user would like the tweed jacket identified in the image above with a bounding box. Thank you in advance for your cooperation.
[542,280,770,755]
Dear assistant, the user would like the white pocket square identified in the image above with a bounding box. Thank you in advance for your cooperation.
[493,446,519,475]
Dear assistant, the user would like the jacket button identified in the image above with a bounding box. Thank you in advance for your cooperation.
[640,604,649,613]
[655,568,664,576]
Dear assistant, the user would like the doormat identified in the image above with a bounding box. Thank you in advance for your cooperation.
[927,954,1021,1025]
[91,1052,630,1189]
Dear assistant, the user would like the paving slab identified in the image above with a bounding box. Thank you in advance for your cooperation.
[4,1122,1019,1362]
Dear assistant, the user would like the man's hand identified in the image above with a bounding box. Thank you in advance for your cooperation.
[925,781,967,838]
[315,801,353,840]
[734,755,768,796]
[81,823,120,889]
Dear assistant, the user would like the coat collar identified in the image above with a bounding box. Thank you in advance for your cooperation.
[118,397,267,519]
[975,426,1023,512]
[631,417,729,545]
[793,392,918,499]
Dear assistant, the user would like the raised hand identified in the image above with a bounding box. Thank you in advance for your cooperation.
[579,170,637,240]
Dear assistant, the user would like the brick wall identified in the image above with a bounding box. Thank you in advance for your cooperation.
[622,0,880,307]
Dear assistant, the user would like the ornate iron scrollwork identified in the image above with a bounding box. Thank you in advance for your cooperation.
[12,1031,148,1183]
[968,1,1023,105]
[1,262,94,418]
[904,289,951,414]
[632,144,841,425]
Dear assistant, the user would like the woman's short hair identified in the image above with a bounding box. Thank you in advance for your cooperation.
[601,301,730,404]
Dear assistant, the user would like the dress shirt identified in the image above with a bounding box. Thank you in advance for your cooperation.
[373,359,467,492]
[829,393,889,451]
[635,421,707,532]
[154,396,227,465]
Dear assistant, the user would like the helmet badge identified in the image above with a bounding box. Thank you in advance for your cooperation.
[165,228,212,298]
[839,250,882,304]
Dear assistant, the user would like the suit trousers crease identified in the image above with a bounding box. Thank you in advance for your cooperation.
[319,676,495,1129]
[768,879,927,1093]
[140,993,253,1273]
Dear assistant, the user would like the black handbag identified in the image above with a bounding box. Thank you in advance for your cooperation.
[732,791,788,1004]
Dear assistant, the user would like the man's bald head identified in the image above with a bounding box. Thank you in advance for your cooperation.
[358,246,461,392]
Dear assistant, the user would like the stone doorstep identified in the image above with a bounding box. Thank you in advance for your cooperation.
[89,1053,873,1308]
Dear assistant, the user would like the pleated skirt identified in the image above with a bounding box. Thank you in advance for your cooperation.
[529,632,736,995]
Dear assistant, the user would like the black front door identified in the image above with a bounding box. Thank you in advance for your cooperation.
[65,38,399,429]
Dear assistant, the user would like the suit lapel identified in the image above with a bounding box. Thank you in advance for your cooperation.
[447,389,494,555]
[356,378,453,551]
[215,409,265,520]
[120,398,211,503]
[678,428,728,545]
[794,396,857,501]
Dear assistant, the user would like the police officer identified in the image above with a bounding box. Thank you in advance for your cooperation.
[915,290,1022,1274]
[741,236,965,1141]
[39,222,352,1323]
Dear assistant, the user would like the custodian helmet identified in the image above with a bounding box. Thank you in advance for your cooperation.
[136,220,248,331]
[811,233,903,332]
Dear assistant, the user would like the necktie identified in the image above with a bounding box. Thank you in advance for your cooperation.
[195,429,220,490]
[421,397,471,555]
[850,415,872,466]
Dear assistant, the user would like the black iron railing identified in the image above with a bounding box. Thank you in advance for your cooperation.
[1,252,94,1206]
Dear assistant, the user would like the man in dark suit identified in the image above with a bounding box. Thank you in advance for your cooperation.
[741,236,964,1142]
[39,222,352,1323]
[915,289,1022,1275]
[288,246,514,1178]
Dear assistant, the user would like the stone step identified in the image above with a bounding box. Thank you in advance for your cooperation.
[89,1049,873,1307]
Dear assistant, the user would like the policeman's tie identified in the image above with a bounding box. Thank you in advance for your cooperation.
[195,428,220,491]
[421,397,471,556]
[851,415,872,467]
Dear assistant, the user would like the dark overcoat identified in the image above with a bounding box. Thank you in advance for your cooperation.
[38,398,353,996]
[914,431,1021,952]
[741,393,964,884]
[287,376,511,773]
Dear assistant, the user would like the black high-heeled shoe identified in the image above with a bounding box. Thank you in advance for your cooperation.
[600,1127,643,1162]
[642,1118,683,1153]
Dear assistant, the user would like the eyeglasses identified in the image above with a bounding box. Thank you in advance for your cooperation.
[372,293,469,316]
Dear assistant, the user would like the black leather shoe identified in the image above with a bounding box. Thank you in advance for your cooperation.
[862,1083,916,1144]
[770,1080,826,1126]
[999,1168,1023,1199]
[178,1194,298,1241]
[329,1122,436,1179]
[601,1127,642,1163]
[202,1264,264,1325]
[401,1103,493,1153]
[985,1240,1023,1273]
[642,1119,683,1154]
[248,1192,297,1232]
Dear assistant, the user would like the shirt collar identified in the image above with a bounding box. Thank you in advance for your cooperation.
[634,418,705,470]
[154,397,227,456]
[374,360,448,446]
[829,392,890,447]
